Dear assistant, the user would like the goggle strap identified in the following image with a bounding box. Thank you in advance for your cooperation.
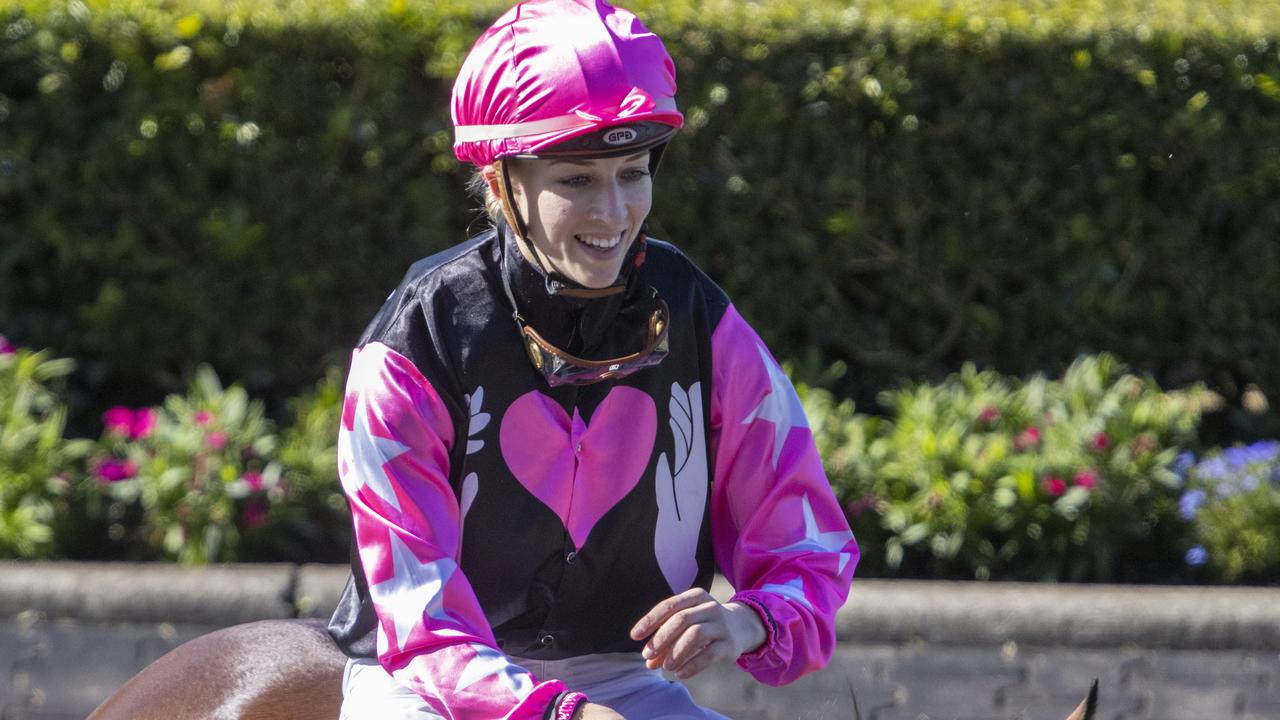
[522,299,669,370]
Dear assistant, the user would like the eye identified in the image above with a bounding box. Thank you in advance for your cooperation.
[621,166,650,182]
[559,174,591,188]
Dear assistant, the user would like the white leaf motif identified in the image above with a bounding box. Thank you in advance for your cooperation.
[459,472,479,543]
[465,386,489,455]
[654,381,708,593]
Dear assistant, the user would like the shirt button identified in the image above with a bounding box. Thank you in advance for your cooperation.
[565,551,577,564]
[539,633,555,646]
[575,443,583,454]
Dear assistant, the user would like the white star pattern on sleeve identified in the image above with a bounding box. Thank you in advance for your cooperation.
[339,391,411,511]
[370,531,458,649]
[770,494,855,573]
[740,343,809,469]
[454,643,536,700]
[761,577,814,610]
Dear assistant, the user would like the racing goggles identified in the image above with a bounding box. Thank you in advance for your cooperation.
[517,297,670,387]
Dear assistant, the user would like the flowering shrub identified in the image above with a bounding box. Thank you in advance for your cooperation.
[9,331,1280,585]
[88,366,288,564]
[0,340,91,557]
[81,365,353,564]
[1177,442,1280,583]
[805,354,1209,582]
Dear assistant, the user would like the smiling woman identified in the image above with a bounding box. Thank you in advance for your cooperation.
[324,1,859,719]
[493,151,654,290]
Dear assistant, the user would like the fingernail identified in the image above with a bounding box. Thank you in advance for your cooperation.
[641,646,653,659]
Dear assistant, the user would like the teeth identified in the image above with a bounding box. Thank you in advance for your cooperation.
[576,233,621,249]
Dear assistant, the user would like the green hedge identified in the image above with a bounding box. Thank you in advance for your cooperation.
[2,0,1279,432]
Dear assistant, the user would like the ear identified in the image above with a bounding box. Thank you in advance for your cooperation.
[482,164,502,199]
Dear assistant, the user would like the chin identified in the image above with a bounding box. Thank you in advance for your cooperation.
[570,267,622,288]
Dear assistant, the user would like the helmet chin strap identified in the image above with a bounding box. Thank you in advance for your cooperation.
[496,157,626,299]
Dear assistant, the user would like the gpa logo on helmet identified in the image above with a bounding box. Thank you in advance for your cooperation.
[603,127,639,146]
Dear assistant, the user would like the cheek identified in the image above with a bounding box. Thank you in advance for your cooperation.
[533,195,579,243]
[627,185,654,222]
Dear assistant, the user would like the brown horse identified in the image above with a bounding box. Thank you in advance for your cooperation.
[88,619,1098,720]
[87,619,345,720]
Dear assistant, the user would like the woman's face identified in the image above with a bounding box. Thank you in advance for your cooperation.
[505,151,653,289]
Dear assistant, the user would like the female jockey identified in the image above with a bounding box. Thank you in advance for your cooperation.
[327,1,859,718]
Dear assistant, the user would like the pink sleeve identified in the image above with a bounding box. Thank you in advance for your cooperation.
[708,306,859,686]
[339,342,566,718]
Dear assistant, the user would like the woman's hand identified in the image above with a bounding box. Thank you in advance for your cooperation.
[573,702,625,719]
[629,588,767,680]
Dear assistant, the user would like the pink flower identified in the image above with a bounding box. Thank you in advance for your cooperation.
[1091,432,1110,452]
[1014,426,1041,451]
[243,471,263,491]
[103,406,157,440]
[103,406,134,436]
[129,408,156,440]
[1041,474,1066,497]
[195,411,213,426]
[978,406,1001,424]
[243,498,268,528]
[207,431,228,450]
[844,494,880,517]
[1074,470,1099,490]
[0,335,14,355]
[96,459,138,483]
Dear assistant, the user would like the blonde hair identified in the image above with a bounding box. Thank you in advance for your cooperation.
[468,164,507,226]
[468,161,531,241]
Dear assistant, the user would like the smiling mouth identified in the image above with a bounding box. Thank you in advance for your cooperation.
[575,232,624,251]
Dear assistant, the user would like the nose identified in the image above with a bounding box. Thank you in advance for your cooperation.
[589,179,627,227]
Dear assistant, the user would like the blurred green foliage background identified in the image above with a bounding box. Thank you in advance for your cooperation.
[2,0,1279,436]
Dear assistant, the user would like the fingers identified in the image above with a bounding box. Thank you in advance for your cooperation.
[667,638,731,679]
[629,587,709,641]
[640,599,720,670]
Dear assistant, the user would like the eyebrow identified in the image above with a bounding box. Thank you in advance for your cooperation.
[549,151,650,167]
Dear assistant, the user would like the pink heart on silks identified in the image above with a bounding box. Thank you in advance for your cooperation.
[499,387,657,550]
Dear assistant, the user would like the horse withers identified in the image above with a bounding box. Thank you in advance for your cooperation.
[88,619,1098,719]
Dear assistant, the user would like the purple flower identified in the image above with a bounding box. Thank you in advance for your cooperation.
[1196,456,1229,483]
[0,335,14,355]
[1223,441,1280,469]
[1185,544,1208,567]
[1172,451,1196,479]
[195,410,213,426]
[207,431,228,450]
[1178,489,1206,521]
[243,471,263,491]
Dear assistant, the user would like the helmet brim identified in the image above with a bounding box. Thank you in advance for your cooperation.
[515,119,681,160]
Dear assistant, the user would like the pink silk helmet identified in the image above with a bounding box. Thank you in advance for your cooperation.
[451,0,684,167]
